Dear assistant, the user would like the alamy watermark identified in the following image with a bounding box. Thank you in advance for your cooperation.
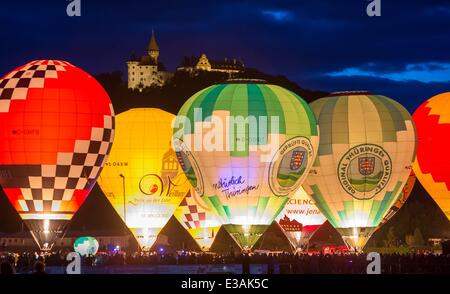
[366,252,381,274]
[66,252,81,274]
[172,109,281,163]
[64,1,380,20]
[66,0,81,17]
[366,0,381,17]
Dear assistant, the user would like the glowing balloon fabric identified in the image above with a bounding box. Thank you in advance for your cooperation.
[97,108,190,251]
[303,93,417,250]
[174,81,319,250]
[413,92,450,221]
[0,60,115,250]
[275,187,326,250]
[174,188,221,251]
[380,171,416,225]
[74,236,99,256]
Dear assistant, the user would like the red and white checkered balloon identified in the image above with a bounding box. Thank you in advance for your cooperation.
[0,60,115,250]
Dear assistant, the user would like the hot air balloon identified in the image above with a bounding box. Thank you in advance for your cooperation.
[380,171,416,225]
[0,60,115,250]
[303,92,417,251]
[275,187,326,251]
[74,236,99,256]
[97,108,190,251]
[174,188,221,251]
[173,80,319,250]
[413,92,450,221]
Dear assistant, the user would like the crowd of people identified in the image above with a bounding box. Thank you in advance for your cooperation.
[0,252,48,274]
[1,249,450,274]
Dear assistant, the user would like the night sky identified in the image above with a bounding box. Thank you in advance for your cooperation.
[0,1,450,238]
[1,0,449,113]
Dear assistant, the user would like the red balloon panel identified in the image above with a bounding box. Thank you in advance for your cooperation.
[414,101,450,189]
[0,60,115,220]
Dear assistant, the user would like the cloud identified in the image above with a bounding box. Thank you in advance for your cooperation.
[299,74,449,113]
[261,10,293,22]
[327,62,450,83]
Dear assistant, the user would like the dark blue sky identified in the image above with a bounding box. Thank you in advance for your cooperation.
[1,0,449,112]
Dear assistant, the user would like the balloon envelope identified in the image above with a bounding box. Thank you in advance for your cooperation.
[174,188,221,251]
[74,236,99,256]
[304,93,417,250]
[413,92,450,221]
[380,171,416,225]
[275,187,326,250]
[97,108,190,250]
[174,82,319,250]
[0,60,115,250]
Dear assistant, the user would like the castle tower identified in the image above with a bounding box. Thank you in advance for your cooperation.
[148,30,159,63]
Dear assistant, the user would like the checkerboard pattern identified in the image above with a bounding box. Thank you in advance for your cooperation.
[178,192,206,229]
[0,60,70,112]
[17,107,115,213]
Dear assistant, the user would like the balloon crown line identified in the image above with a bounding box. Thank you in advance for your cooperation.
[223,78,268,84]
[327,91,373,96]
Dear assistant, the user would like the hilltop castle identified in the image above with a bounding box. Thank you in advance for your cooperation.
[127,32,245,90]
[126,31,173,90]
[177,54,245,76]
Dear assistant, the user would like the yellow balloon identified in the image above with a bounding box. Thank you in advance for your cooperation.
[98,108,190,250]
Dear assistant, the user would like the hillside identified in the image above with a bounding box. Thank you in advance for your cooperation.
[95,69,328,115]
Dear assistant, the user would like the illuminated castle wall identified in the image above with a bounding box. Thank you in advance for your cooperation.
[126,31,173,90]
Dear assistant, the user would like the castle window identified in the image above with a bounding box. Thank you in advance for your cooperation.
[141,72,143,75]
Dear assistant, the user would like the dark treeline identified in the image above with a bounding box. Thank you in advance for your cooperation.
[94,68,327,115]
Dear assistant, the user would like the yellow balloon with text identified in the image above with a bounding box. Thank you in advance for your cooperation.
[98,108,190,250]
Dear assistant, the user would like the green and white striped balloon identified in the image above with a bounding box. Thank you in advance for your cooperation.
[173,81,319,250]
[304,92,417,250]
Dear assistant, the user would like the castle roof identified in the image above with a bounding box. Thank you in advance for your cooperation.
[179,55,245,71]
[128,55,167,71]
[139,55,158,66]
[148,31,159,52]
[127,53,140,62]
